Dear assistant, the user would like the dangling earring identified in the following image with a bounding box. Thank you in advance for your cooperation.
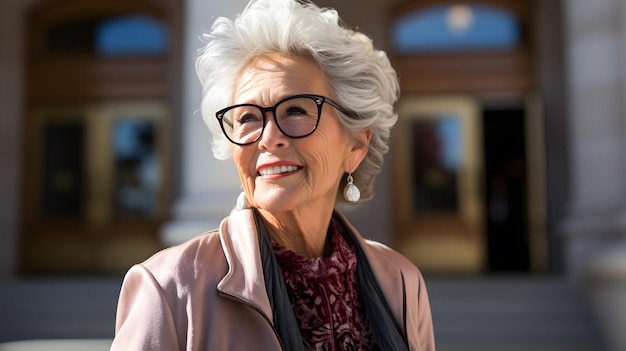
[343,173,361,203]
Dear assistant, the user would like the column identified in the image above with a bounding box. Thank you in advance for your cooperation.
[561,0,626,281]
[160,0,248,246]
[561,1,626,349]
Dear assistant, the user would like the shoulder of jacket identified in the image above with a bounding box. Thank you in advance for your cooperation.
[134,228,227,285]
[362,239,422,276]
[144,228,221,262]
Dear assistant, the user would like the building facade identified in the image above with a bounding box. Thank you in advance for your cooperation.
[2,0,626,348]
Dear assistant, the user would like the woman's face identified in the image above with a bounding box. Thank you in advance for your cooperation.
[231,54,368,214]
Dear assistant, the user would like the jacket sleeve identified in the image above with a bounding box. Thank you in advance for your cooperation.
[111,264,181,351]
[406,268,436,351]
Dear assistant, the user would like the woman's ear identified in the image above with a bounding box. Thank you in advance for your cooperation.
[345,128,372,173]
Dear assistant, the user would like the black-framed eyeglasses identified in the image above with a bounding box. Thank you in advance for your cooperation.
[215,94,355,146]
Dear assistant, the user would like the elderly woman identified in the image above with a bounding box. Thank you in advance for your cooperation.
[111,0,434,350]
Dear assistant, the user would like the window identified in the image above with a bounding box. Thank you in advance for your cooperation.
[45,14,169,56]
[391,4,520,54]
[97,15,169,56]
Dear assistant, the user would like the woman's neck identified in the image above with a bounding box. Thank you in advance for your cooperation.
[257,207,334,257]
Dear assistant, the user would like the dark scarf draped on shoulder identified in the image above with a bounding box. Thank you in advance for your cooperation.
[253,209,409,351]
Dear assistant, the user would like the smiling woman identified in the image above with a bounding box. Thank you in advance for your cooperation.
[111,1,435,350]
[228,54,364,223]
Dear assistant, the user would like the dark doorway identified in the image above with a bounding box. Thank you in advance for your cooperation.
[482,106,530,272]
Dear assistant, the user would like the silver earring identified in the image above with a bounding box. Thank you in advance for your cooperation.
[343,173,360,203]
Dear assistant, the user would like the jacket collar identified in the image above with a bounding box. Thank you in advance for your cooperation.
[216,208,274,324]
[216,208,406,331]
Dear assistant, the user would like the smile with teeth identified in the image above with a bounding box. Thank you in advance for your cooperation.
[258,165,300,176]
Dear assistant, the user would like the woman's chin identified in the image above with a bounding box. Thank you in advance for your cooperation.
[252,192,299,213]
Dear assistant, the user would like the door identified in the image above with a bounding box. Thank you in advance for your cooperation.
[21,102,168,274]
[388,0,545,273]
[393,96,485,273]
[21,0,179,275]
[393,94,547,274]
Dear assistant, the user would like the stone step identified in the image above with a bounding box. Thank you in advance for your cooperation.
[425,276,604,351]
[0,278,119,342]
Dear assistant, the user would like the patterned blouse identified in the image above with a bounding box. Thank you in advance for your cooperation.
[272,219,375,351]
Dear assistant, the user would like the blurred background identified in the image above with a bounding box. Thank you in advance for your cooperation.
[1,0,625,350]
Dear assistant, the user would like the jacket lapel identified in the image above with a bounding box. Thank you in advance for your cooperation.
[216,208,274,324]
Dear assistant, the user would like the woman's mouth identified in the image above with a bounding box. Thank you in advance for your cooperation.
[257,164,301,176]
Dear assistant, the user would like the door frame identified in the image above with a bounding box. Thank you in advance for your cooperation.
[392,93,548,273]
[393,95,486,273]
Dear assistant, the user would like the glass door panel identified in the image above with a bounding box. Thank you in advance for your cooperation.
[113,118,159,217]
[42,121,85,217]
[411,115,462,214]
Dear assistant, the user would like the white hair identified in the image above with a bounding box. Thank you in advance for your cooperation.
[196,0,400,203]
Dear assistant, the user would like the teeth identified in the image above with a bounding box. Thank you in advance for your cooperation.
[259,165,299,176]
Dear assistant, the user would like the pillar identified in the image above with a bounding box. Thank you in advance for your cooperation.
[561,1,626,349]
[561,0,626,282]
[160,0,247,246]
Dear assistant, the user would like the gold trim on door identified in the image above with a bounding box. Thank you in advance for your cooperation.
[525,94,548,271]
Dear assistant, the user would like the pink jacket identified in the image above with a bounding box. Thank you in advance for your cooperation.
[111,208,435,350]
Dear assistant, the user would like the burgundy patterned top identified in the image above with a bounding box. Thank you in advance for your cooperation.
[272,219,375,351]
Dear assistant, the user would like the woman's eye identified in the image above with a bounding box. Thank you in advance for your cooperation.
[285,107,308,116]
[236,112,261,124]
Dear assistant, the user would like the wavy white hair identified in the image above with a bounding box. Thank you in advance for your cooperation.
[196,0,400,204]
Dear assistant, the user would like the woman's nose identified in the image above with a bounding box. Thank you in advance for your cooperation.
[257,113,288,150]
